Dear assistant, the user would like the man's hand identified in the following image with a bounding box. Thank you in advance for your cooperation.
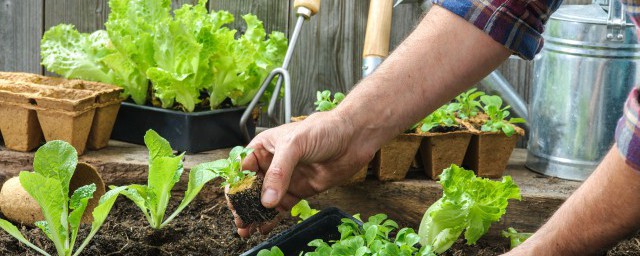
[229,110,377,238]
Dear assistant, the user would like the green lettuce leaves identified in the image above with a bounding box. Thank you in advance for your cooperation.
[0,141,123,256]
[41,0,287,112]
[418,164,521,254]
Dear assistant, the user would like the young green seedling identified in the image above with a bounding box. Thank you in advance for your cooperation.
[314,90,346,112]
[291,199,320,223]
[454,88,485,120]
[0,141,124,256]
[259,214,435,256]
[479,95,526,137]
[217,146,279,224]
[117,130,218,229]
[502,227,533,249]
[418,164,521,254]
[416,103,461,133]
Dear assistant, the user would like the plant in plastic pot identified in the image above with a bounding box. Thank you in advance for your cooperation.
[463,95,526,178]
[415,103,472,180]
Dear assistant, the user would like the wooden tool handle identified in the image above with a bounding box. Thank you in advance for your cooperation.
[363,0,393,58]
[294,0,321,16]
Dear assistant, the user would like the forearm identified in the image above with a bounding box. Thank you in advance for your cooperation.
[508,146,640,255]
[334,5,510,152]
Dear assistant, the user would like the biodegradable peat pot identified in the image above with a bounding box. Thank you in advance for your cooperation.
[226,175,278,225]
[373,134,422,181]
[0,163,106,225]
[111,102,255,153]
[35,89,98,155]
[419,126,473,180]
[242,207,361,256]
[463,125,525,178]
[0,73,124,150]
[0,97,43,152]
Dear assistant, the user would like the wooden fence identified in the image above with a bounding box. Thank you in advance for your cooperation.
[0,0,591,146]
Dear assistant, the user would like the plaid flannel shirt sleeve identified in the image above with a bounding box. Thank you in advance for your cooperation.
[431,0,563,60]
[616,0,640,170]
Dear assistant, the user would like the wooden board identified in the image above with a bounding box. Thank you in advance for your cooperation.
[288,0,369,117]
[0,0,44,74]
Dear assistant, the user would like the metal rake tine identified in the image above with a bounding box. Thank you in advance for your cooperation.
[239,69,281,143]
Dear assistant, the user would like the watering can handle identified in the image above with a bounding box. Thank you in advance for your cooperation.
[294,0,321,17]
[605,0,626,41]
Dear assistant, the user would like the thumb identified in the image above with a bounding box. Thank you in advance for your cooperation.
[261,144,301,208]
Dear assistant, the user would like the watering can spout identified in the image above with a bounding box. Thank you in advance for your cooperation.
[480,71,529,124]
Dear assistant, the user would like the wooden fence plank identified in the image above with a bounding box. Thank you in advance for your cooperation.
[288,0,369,117]
[0,0,44,74]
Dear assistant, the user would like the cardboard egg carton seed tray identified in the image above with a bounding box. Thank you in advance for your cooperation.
[0,72,123,155]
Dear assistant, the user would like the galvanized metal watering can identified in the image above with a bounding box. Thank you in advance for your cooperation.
[396,0,640,181]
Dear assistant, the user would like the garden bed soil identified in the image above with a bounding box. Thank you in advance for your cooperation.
[0,190,295,256]
[0,188,639,255]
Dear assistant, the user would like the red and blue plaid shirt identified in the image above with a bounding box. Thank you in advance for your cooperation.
[433,0,640,170]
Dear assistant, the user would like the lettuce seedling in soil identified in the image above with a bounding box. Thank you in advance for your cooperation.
[454,88,485,120]
[117,130,217,229]
[215,146,279,225]
[415,103,462,133]
[501,227,532,249]
[260,214,435,256]
[291,199,320,223]
[314,90,345,112]
[479,95,526,137]
[0,141,124,256]
[418,164,521,254]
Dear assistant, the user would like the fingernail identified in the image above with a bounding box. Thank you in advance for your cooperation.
[262,188,277,206]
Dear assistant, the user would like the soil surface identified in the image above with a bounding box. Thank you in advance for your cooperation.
[0,189,295,256]
[1,189,640,256]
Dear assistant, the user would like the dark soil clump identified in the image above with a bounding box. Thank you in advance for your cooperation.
[228,176,279,225]
[429,125,465,133]
[0,191,294,256]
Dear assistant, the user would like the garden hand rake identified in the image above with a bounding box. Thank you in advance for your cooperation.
[240,0,321,143]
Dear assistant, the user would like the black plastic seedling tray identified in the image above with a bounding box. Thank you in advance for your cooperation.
[241,207,362,256]
[111,102,255,153]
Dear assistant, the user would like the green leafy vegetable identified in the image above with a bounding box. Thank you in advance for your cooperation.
[197,146,256,189]
[118,130,219,229]
[479,95,526,137]
[501,227,532,249]
[416,104,460,133]
[314,90,346,112]
[291,199,319,223]
[0,141,123,256]
[41,0,287,112]
[257,246,285,256]
[418,164,521,254]
[454,88,485,120]
[305,214,434,256]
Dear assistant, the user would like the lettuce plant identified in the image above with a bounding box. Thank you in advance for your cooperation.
[41,0,287,112]
[454,88,485,120]
[260,214,434,256]
[0,141,124,256]
[502,227,532,249]
[117,130,217,229]
[291,199,320,223]
[418,164,521,254]
[417,103,460,133]
[314,90,346,112]
[479,95,526,136]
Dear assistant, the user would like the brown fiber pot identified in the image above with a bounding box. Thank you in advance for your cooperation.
[418,127,473,180]
[372,134,422,181]
[0,72,123,151]
[463,123,525,178]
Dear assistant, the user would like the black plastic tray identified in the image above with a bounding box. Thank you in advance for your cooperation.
[241,207,362,256]
[110,102,255,153]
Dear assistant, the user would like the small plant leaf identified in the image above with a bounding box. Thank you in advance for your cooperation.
[0,219,51,256]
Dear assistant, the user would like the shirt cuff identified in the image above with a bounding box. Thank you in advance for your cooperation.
[615,88,640,171]
[432,0,561,60]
